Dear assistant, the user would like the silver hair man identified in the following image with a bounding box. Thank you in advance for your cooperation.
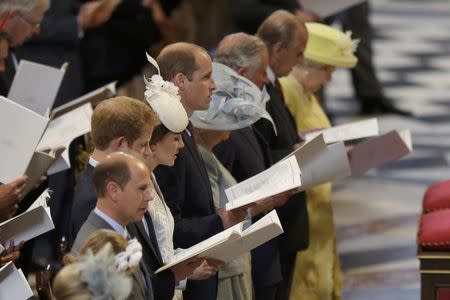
[0,0,50,47]
[0,0,49,14]
[215,32,269,89]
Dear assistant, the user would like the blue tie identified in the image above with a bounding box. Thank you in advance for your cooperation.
[144,212,163,260]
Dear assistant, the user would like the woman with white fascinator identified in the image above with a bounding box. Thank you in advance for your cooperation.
[190,62,279,300]
[143,54,221,300]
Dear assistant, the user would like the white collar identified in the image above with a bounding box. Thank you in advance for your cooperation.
[266,66,276,85]
[89,156,99,167]
[94,207,128,239]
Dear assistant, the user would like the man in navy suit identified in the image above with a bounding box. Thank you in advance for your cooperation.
[253,11,310,300]
[213,31,307,300]
[69,96,199,300]
[154,42,249,300]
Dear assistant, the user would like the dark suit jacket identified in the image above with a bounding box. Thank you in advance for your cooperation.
[79,0,161,91]
[213,126,283,288]
[128,216,176,300]
[69,164,96,246]
[154,130,222,300]
[254,82,309,252]
[19,0,83,108]
[72,211,152,300]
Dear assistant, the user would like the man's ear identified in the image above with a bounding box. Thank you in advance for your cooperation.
[172,73,187,92]
[111,136,128,151]
[272,41,284,56]
[106,181,121,202]
[236,67,247,77]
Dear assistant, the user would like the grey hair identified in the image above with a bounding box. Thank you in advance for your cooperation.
[0,0,50,14]
[215,33,267,76]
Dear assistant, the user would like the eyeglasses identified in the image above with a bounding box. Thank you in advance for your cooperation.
[0,11,14,31]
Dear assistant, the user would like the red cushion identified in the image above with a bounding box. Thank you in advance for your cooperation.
[418,209,450,249]
[423,180,450,213]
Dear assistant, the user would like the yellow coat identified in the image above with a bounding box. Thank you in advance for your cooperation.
[279,75,342,300]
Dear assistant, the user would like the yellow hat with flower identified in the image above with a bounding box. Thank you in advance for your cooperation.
[304,22,359,68]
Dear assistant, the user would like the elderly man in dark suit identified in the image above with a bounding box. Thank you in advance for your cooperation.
[251,11,310,300]
[153,42,249,300]
[72,152,154,300]
[212,31,307,300]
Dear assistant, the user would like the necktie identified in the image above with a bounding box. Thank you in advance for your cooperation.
[186,121,200,152]
[144,212,163,260]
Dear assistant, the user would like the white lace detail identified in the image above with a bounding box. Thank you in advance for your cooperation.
[148,175,175,263]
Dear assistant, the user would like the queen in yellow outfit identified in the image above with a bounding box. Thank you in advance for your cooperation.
[279,23,359,300]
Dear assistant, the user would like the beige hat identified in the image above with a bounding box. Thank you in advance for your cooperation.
[304,22,359,68]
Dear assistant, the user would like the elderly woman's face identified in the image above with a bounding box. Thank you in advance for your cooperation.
[293,61,335,93]
[153,132,184,167]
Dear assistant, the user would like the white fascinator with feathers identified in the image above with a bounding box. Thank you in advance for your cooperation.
[144,53,189,133]
[79,243,133,300]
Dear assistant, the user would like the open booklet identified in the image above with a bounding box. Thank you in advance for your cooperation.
[225,135,351,211]
[0,189,54,247]
[155,210,283,274]
[304,118,378,144]
[349,130,413,176]
[37,103,94,175]
[286,134,351,189]
[301,0,366,18]
[51,81,117,118]
[225,155,302,211]
[0,96,50,184]
[0,262,33,300]
[7,60,65,116]
[20,147,65,200]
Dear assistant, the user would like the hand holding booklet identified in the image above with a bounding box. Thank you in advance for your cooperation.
[0,189,54,247]
[0,262,33,300]
[155,210,283,274]
[225,156,302,211]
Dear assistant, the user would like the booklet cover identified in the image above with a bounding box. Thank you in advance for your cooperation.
[38,103,93,174]
[0,262,33,300]
[8,60,65,116]
[0,96,49,183]
[349,130,413,175]
[51,81,116,118]
[225,156,301,211]
[0,190,54,246]
[155,210,283,273]
[305,118,378,144]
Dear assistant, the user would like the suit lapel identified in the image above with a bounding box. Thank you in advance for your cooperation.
[135,221,163,266]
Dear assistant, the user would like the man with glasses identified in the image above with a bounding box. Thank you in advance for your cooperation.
[0,0,48,48]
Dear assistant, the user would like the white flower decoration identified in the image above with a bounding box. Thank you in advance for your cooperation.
[144,74,181,103]
[337,30,360,55]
